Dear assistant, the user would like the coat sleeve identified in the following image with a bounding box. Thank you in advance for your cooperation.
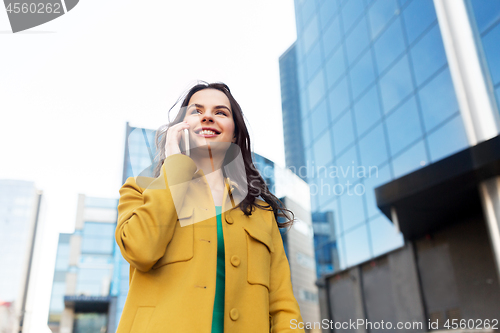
[268,212,306,333]
[115,153,198,272]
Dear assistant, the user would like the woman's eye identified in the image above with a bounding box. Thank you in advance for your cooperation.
[190,109,227,116]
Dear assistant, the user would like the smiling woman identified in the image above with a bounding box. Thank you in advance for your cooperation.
[114,81,306,333]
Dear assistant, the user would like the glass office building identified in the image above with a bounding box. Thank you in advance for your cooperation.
[0,180,43,333]
[280,0,500,273]
[48,195,117,333]
[279,43,307,182]
[280,43,342,278]
[48,121,155,333]
[467,0,500,111]
[48,233,71,327]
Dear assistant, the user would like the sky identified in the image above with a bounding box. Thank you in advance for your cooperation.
[0,0,297,331]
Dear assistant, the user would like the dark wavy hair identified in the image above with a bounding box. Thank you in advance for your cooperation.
[152,81,294,229]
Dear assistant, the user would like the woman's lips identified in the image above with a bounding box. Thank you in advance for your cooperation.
[196,132,220,138]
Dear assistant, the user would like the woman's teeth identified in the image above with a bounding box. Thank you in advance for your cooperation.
[199,130,218,135]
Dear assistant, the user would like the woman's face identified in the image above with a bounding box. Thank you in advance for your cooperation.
[182,88,236,149]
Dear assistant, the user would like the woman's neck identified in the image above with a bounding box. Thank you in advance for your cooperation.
[191,154,226,191]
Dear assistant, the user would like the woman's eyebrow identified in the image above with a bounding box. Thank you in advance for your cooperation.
[187,103,231,114]
[214,105,232,114]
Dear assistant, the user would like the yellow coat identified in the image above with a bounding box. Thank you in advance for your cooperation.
[115,153,306,333]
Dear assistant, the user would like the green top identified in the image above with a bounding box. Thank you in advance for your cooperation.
[211,206,225,333]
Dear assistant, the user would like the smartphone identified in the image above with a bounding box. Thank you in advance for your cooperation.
[180,128,190,156]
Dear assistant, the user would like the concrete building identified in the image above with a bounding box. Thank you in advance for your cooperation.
[280,0,500,331]
[0,180,44,333]
[47,195,118,333]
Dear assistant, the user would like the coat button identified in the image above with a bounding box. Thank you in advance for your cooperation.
[230,255,240,267]
[225,216,233,224]
[230,308,239,321]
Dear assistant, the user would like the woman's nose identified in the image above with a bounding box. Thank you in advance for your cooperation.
[201,112,214,123]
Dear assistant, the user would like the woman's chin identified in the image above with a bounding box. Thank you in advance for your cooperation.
[188,143,232,157]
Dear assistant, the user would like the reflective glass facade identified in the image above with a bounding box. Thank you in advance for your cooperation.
[0,180,37,304]
[467,0,500,113]
[311,211,339,277]
[279,43,307,181]
[286,0,473,271]
[73,313,108,333]
[77,219,114,297]
[280,40,341,277]
[48,234,71,324]
[48,196,117,331]
[252,153,276,192]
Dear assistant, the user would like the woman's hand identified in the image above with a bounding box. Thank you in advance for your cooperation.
[165,121,191,158]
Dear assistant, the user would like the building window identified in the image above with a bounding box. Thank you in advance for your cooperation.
[297,252,316,270]
[299,288,319,302]
[81,222,115,254]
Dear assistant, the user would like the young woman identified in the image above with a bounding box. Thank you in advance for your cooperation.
[115,82,305,333]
